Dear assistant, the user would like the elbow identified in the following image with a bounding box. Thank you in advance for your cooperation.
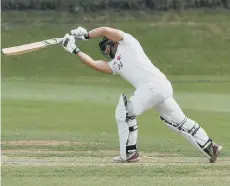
[91,60,103,72]
[100,27,110,36]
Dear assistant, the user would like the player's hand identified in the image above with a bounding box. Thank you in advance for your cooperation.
[71,26,89,40]
[62,33,80,54]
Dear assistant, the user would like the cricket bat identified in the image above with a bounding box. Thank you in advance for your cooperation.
[2,38,63,56]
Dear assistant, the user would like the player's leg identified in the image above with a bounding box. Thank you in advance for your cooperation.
[155,97,222,163]
[114,83,164,162]
[114,93,139,162]
[114,93,131,161]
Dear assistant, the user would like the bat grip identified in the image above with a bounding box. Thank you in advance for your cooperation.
[58,35,85,43]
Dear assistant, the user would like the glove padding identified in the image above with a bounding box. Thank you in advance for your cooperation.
[62,33,80,54]
[71,26,89,40]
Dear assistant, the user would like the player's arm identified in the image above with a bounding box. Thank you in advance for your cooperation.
[62,33,113,75]
[71,26,124,42]
[89,27,124,42]
[76,51,113,74]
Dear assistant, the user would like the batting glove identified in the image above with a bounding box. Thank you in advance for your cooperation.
[71,26,89,40]
[62,33,80,54]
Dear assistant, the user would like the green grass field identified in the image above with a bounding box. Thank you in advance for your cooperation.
[1,10,230,186]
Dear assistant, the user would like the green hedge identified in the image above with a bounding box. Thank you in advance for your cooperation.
[2,0,230,11]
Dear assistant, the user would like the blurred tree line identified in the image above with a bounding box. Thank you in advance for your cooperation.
[2,0,230,12]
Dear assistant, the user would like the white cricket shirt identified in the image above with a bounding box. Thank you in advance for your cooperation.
[108,33,168,89]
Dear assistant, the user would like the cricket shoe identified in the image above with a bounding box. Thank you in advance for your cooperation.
[206,142,222,163]
[113,151,140,163]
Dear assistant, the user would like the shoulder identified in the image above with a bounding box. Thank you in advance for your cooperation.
[119,33,139,46]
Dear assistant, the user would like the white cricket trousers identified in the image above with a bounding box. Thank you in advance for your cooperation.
[128,79,209,146]
[128,79,176,117]
[128,79,189,123]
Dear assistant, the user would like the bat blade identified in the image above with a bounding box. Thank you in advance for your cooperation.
[2,38,63,56]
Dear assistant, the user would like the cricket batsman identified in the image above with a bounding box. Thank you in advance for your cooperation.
[62,26,222,163]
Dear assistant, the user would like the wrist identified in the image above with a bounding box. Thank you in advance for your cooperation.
[73,47,81,54]
[84,32,90,40]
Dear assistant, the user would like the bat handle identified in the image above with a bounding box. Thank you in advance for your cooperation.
[57,35,84,44]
